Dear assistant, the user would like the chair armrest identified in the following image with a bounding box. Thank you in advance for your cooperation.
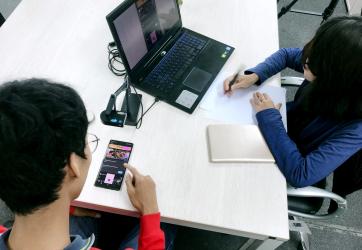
[287,185,347,220]
[281,76,304,87]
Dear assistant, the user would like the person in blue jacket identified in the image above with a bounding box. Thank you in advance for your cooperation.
[223,16,362,193]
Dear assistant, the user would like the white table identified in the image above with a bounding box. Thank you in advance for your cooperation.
[346,0,362,15]
[0,0,288,249]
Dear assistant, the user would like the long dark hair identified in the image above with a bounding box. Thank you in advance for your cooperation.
[302,16,362,120]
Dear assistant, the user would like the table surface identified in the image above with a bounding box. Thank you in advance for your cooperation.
[0,0,289,241]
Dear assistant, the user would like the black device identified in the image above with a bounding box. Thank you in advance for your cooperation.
[106,0,234,114]
[100,110,127,127]
[94,140,133,190]
[100,81,142,127]
[121,92,142,126]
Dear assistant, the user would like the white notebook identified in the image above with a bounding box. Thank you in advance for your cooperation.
[207,124,275,163]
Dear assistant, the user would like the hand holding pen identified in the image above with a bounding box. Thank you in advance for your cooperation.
[223,72,259,95]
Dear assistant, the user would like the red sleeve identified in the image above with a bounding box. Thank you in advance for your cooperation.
[69,206,75,215]
[0,225,8,234]
[138,213,165,250]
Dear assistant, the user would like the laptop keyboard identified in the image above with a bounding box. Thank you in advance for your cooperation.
[145,32,207,95]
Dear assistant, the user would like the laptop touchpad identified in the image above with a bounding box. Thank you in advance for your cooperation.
[182,67,212,92]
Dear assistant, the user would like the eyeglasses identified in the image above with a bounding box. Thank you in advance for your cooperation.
[87,133,100,153]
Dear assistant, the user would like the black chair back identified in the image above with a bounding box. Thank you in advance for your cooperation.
[288,179,326,214]
[332,149,362,198]
[0,13,5,27]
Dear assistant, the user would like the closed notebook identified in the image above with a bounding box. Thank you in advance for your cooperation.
[207,124,275,163]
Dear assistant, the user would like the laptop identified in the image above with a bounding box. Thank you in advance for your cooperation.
[106,0,234,113]
[207,124,275,163]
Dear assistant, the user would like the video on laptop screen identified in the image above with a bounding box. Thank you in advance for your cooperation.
[113,0,180,69]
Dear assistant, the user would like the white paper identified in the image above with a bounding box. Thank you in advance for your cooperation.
[200,71,287,129]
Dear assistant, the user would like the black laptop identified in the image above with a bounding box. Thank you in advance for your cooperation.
[106,0,234,113]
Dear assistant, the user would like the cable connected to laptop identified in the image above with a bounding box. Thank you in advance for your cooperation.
[108,42,126,77]
[129,81,160,129]
[107,42,160,129]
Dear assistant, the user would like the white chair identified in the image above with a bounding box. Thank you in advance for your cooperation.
[287,185,347,250]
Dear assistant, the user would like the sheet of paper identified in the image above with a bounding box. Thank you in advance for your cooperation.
[200,71,287,129]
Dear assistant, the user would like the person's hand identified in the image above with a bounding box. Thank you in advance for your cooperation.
[124,164,159,215]
[250,92,282,113]
[72,207,101,218]
[223,73,259,95]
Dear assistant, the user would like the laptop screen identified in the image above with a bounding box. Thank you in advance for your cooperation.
[112,0,180,70]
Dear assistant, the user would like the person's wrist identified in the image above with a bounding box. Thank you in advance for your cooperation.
[249,73,259,85]
[141,203,159,215]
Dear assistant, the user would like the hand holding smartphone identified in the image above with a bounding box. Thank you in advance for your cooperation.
[94,140,133,190]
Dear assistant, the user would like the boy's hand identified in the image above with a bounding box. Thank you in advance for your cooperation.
[224,73,259,95]
[124,164,159,215]
[250,92,282,113]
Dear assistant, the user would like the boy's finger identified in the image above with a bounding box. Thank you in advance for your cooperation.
[124,164,140,177]
[126,175,136,197]
[125,174,133,186]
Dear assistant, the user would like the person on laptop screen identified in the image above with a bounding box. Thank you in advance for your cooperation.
[223,16,362,204]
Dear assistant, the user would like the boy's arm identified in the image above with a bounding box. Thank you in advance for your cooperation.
[124,164,165,250]
[245,48,304,85]
[138,213,165,250]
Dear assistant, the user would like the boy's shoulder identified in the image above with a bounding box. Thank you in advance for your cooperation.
[0,227,98,250]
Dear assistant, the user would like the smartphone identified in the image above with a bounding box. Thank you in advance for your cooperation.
[94,140,133,190]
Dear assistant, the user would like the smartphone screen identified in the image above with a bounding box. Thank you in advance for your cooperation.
[94,140,133,190]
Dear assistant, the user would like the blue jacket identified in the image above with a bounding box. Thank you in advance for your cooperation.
[246,48,362,188]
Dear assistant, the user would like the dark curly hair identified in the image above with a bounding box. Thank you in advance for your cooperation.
[0,79,88,215]
[302,16,362,120]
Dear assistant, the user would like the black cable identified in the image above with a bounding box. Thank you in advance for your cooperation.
[107,44,160,129]
[107,42,126,77]
[130,81,160,129]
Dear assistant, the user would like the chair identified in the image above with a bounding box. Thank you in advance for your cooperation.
[277,0,344,23]
[0,12,5,27]
[281,77,348,250]
[287,185,347,250]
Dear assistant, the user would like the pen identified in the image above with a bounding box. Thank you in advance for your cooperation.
[227,72,240,92]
